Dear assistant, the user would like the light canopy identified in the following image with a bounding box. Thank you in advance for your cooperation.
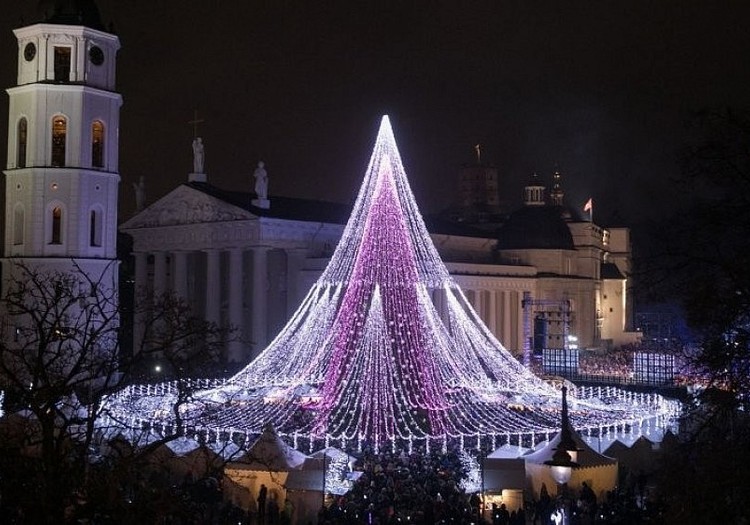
[105,116,677,451]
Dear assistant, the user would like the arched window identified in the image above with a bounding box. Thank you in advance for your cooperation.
[51,116,66,167]
[17,118,27,168]
[13,205,24,245]
[91,120,104,168]
[89,208,102,247]
[51,206,62,244]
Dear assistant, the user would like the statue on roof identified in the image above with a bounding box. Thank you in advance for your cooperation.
[192,137,204,174]
[132,175,145,212]
[254,161,268,200]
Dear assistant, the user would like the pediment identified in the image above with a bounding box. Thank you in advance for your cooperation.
[121,185,256,230]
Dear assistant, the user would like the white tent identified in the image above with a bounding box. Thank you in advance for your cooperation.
[285,456,327,524]
[604,435,658,477]
[487,443,530,459]
[525,427,618,501]
[224,425,309,515]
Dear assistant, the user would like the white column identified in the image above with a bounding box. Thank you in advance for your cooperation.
[133,252,148,354]
[134,252,148,298]
[473,290,483,320]
[227,249,244,363]
[285,248,307,317]
[204,249,220,325]
[488,289,498,336]
[153,251,167,297]
[251,247,269,360]
[503,291,513,349]
[173,251,188,301]
[517,292,526,355]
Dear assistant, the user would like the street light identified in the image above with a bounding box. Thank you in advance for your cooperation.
[545,447,577,485]
[544,386,581,525]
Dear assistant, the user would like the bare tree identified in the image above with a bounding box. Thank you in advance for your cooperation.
[641,109,750,523]
[0,260,233,523]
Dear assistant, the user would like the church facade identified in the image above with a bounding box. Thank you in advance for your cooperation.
[122,166,640,365]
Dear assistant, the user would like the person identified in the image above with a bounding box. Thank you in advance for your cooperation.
[254,161,268,200]
[281,497,294,525]
[132,175,145,211]
[550,505,563,525]
[498,503,510,525]
[257,484,267,522]
[469,492,482,520]
[192,137,204,173]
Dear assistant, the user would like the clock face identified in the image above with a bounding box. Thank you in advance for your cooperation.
[24,42,36,62]
[89,46,104,66]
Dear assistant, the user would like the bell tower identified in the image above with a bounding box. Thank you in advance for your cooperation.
[3,1,121,291]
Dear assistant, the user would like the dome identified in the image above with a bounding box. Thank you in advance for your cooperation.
[37,0,105,30]
[496,204,575,250]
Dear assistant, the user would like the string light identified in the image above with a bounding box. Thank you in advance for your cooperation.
[104,116,678,449]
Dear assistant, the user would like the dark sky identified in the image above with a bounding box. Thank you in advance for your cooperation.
[2,1,750,224]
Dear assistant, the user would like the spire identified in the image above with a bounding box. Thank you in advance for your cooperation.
[558,385,579,457]
[550,169,564,206]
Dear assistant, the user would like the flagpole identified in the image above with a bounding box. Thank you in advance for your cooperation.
[584,198,593,223]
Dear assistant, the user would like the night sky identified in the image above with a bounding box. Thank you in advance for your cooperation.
[1,1,749,225]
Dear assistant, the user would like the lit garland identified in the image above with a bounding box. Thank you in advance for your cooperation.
[458,449,482,494]
[103,116,678,450]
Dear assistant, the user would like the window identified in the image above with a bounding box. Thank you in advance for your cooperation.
[51,206,62,244]
[51,116,66,167]
[90,208,102,247]
[91,120,104,168]
[54,47,71,82]
[17,118,27,168]
[13,205,24,245]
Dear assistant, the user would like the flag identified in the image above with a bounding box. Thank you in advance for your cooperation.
[583,198,593,213]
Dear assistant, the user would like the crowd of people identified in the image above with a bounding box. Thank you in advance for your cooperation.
[318,448,480,524]
[577,349,633,378]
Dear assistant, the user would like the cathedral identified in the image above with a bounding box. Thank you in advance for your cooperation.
[2,2,640,367]
[121,163,641,364]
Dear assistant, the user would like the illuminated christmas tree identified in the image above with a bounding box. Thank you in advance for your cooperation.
[107,116,675,451]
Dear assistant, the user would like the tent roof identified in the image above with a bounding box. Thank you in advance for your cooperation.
[311,446,357,463]
[165,437,202,455]
[525,425,617,468]
[285,457,326,491]
[487,443,530,459]
[230,425,308,471]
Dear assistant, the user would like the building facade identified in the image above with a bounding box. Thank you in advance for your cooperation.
[122,166,640,365]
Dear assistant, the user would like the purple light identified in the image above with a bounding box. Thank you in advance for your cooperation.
[103,116,679,450]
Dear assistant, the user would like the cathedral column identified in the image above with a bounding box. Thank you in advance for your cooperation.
[503,291,512,349]
[204,249,220,325]
[488,289,498,336]
[153,251,167,297]
[251,247,270,360]
[134,252,148,297]
[285,248,308,317]
[133,251,148,354]
[227,249,244,363]
[471,290,482,319]
[173,251,188,301]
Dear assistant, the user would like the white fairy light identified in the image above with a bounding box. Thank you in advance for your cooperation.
[103,116,678,449]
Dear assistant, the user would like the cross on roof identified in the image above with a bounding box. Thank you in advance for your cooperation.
[188,109,205,139]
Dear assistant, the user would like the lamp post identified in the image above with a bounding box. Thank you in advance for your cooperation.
[546,447,576,486]
[544,386,580,525]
